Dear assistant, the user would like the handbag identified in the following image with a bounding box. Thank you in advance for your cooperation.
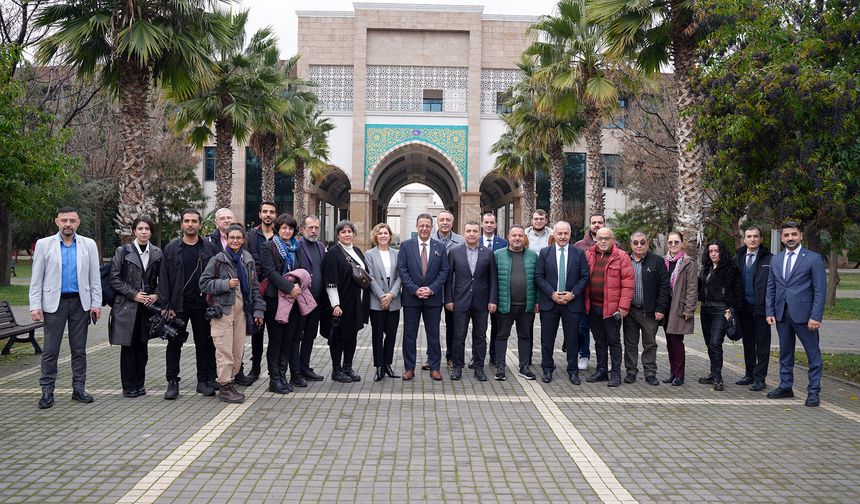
[341,245,371,289]
[725,308,742,341]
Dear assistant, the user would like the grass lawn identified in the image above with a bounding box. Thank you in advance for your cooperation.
[773,351,860,384]
[824,298,860,320]
[10,260,32,279]
[835,274,860,290]
[0,285,30,306]
[0,335,43,365]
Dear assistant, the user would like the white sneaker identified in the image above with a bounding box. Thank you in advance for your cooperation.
[578,357,589,370]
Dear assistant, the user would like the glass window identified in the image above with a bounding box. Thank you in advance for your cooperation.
[606,98,627,129]
[601,154,620,189]
[204,147,215,181]
[244,147,292,225]
[495,92,512,114]
[423,89,443,112]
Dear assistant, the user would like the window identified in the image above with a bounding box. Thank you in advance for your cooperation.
[601,154,620,189]
[204,147,215,181]
[606,98,628,129]
[422,89,443,112]
[495,91,512,114]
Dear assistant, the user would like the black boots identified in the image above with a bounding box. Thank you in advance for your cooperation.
[164,379,180,400]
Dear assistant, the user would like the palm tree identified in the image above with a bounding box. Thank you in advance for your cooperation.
[172,10,286,209]
[278,100,334,219]
[35,0,229,238]
[529,0,621,218]
[589,0,707,249]
[491,116,549,223]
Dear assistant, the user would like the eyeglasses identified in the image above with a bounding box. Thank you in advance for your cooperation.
[667,240,681,245]
[596,237,612,242]
[631,240,647,246]
[227,236,243,241]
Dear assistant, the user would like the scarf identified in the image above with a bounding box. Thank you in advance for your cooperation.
[227,248,254,334]
[665,250,685,290]
[273,235,299,274]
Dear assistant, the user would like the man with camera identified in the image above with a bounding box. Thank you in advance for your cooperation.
[157,208,219,399]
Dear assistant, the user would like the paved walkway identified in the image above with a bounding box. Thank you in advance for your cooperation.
[0,310,858,503]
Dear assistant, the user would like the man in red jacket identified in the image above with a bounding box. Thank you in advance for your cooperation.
[585,227,634,387]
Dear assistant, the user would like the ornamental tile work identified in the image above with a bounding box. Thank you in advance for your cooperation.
[364,124,468,189]
[366,66,469,112]
[308,65,354,111]
[481,68,523,114]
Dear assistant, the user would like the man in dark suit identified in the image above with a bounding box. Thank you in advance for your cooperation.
[734,225,773,391]
[399,213,449,381]
[766,221,827,407]
[535,221,590,384]
[445,221,498,381]
[295,215,327,384]
[208,208,234,253]
[480,213,507,369]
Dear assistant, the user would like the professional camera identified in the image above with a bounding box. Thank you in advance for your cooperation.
[145,305,188,341]
[204,304,224,321]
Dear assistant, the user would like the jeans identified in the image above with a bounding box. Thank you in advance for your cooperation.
[700,305,728,381]
[451,309,488,369]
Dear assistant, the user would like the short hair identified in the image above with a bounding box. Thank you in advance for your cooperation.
[370,223,393,246]
[57,206,78,215]
[303,215,321,226]
[132,215,155,232]
[482,212,496,221]
[463,220,481,230]
[335,220,356,235]
[260,201,277,211]
[508,224,525,233]
[274,213,298,233]
[630,230,647,240]
[554,220,571,231]
[225,224,245,237]
[181,208,201,221]
[215,207,234,219]
[780,221,802,232]
[744,225,763,237]
[589,213,606,222]
[532,209,548,218]
[416,213,433,225]
[437,210,454,220]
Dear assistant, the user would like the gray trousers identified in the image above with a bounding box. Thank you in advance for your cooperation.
[622,308,660,377]
[40,296,90,391]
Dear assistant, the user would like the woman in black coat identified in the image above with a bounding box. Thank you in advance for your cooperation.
[324,220,371,383]
[698,239,743,391]
[108,215,162,398]
[260,213,305,394]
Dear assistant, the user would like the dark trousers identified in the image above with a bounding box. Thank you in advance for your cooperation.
[298,306,322,374]
[776,304,822,395]
[590,306,623,374]
[329,326,358,371]
[265,299,301,380]
[622,308,660,377]
[238,324,265,377]
[578,315,591,358]
[701,305,727,380]
[665,333,686,379]
[738,309,771,382]
[40,295,89,391]
[495,305,535,370]
[487,312,499,363]
[444,309,454,361]
[539,305,581,374]
[404,304,442,371]
[452,309,488,369]
[165,307,215,384]
[370,309,399,367]
[120,309,148,391]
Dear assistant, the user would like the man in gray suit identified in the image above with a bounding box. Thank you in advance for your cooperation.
[29,206,102,409]
[429,210,463,370]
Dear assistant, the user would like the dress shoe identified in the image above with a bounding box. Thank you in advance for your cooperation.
[38,390,54,409]
[662,375,675,384]
[123,389,139,398]
[343,368,361,382]
[207,379,220,391]
[290,375,308,388]
[402,369,415,381]
[542,370,553,383]
[218,383,245,404]
[450,367,463,381]
[164,379,180,400]
[645,376,660,386]
[284,381,295,393]
[72,389,94,403]
[268,378,290,394]
[467,359,476,370]
[578,356,589,370]
[495,367,507,381]
[569,372,581,386]
[421,362,431,371]
[136,387,147,396]
[474,368,488,381]
[586,370,609,383]
[750,381,766,392]
[374,367,385,382]
[431,370,443,381]
[383,365,400,378]
[623,373,637,384]
[196,381,216,396]
[247,368,261,383]
[805,394,820,407]
[671,378,684,386]
[767,387,794,399]
[713,380,725,391]
[234,373,254,387]
[302,369,324,381]
[697,375,714,384]
[519,367,536,380]
[332,370,353,383]
[735,376,754,386]
[607,372,621,388]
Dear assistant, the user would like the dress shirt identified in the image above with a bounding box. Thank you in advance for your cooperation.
[484,235,494,249]
[219,232,228,251]
[784,245,802,278]
[134,240,150,270]
[379,248,392,279]
[466,244,479,275]
[59,235,79,294]
[631,255,644,306]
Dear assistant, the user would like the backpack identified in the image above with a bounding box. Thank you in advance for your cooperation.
[101,245,129,306]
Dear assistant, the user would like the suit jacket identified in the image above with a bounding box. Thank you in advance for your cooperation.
[734,246,773,315]
[481,235,508,251]
[766,247,826,324]
[209,230,226,253]
[398,237,449,307]
[365,247,402,311]
[29,233,102,313]
[535,244,589,312]
[431,230,463,253]
[444,244,498,312]
[630,251,670,315]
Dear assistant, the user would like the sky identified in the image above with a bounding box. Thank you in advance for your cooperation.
[237,0,560,56]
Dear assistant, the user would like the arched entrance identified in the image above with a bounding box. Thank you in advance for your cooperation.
[308,165,351,243]
[480,169,523,236]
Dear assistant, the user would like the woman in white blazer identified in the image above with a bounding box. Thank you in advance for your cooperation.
[364,223,402,382]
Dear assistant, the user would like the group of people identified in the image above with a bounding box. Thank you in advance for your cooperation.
[28,205,827,409]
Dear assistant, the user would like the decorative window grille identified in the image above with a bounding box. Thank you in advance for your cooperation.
[366,66,468,112]
[481,68,523,114]
[308,65,354,111]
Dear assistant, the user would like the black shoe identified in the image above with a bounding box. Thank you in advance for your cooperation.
[136,387,147,396]
[623,373,636,384]
[542,370,553,383]
[767,387,794,399]
[123,389,139,398]
[662,375,675,384]
[234,373,254,387]
[374,367,384,382]
[495,370,507,381]
[268,378,290,394]
[519,367,537,380]
[735,376,754,386]
[332,370,353,383]
[805,394,820,407]
[207,379,220,391]
[698,375,715,384]
[474,368,488,382]
[283,381,295,393]
[164,379,180,400]
[302,370,325,381]
[586,370,609,383]
[569,372,581,386]
[713,380,725,391]
[450,367,463,381]
[343,368,361,382]
[290,375,308,388]
[608,373,621,388]
[383,365,400,379]
[38,390,54,409]
[750,381,766,392]
[72,389,94,403]
[467,360,476,370]
[671,378,684,386]
[196,381,216,396]
[645,376,660,386]
[247,369,261,383]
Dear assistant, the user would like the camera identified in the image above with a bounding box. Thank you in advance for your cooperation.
[204,304,224,321]
[145,305,188,341]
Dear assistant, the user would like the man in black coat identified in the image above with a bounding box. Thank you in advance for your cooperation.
[734,225,774,391]
[208,207,235,253]
[296,215,327,383]
[622,232,670,385]
[444,221,498,381]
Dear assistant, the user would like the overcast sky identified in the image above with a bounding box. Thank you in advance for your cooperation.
[236,0,560,56]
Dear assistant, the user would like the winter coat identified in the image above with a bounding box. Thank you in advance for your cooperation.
[199,250,265,320]
[276,268,317,322]
[585,244,635,318]
[323,244,371,337]
[494,247,538,314]
[157,237,217,314]
[664,255,698,335]
[108,244,162,346]
[698,259,743,310]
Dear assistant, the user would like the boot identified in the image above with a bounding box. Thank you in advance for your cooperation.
[374,367,385,382]
[608,371,622,387]
[164,379,180,400]
[218,383,245,403]
[247,361,261,382]
[268,377,290,394]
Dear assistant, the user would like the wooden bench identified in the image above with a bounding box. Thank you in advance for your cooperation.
[0,301,43,355]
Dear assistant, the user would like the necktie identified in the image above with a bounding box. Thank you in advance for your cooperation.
[746,253,754,269]
[486,238,492,248]
[421,243,428,276]
[785,251,794,278]
[558,247,566,292]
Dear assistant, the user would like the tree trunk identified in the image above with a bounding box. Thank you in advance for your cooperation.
[548,140,565,223]
[826,250,840,307]
[585,106,605,218]
[670,8,707,260]
[0,202,11,287]
[93,204,103,261]
[293,158,306,219]
[115,61,151,243]
[522,170,536,224]
[214,114,234,210]
[260,134,277,202]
